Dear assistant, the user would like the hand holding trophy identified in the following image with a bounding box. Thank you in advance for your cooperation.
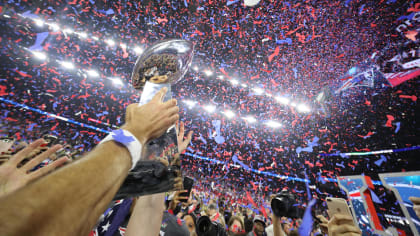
[114,39,194,199]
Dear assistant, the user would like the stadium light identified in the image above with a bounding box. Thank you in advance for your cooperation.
[223,110,235,119]
[275,96,290,105]
[63,28,74,34]
[111,77,123,85]
[266,120,282,128]
[134,46,143,54]
[78,32,87,38]
[3,15,11,18]
[48,23,60,31]
[243,116,256,123]
[183,100,196,108]
[230,79,239,86]
[34,19,44,27]
[32,51,47,60]
[87,69,99,78]
[204,70,213,76]
[297,104,311,113]
[253,87,264,95]
[106,39,115,46]
[204,105,216,113]
[61,61,74,69]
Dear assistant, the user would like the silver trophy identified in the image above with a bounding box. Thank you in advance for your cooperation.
[113,39,194,199]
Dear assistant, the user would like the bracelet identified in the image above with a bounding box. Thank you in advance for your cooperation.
[100,129,142,170]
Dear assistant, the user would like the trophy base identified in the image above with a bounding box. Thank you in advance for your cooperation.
[113,161,179,200]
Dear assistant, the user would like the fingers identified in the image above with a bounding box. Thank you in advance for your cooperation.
[29,156,69,180]
[174,179,184,190]
[162,98,177,110]
[9,139,45,166]
[165,105,180,118]
[409,196,420,204]
[185,131,193,143]
[164,113,179,128]
[317,215,329,224]
[179,121,185,138]
[151,87,168,103]
[22,144,63,171]
[329,214,354,225]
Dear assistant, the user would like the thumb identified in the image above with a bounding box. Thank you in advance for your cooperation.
[151,87,168,103]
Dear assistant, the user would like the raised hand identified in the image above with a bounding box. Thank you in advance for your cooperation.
[328,214,361,236]
[176,121,193,154]
[122,87,179,145]
[0,139,69,197]
[169,190,189,210]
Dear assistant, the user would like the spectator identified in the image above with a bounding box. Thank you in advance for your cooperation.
[251,215,267,236]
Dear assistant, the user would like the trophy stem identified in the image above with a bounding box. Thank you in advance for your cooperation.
[139,82,172,105]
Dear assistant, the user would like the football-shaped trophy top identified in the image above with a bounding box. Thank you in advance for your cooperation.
[131,39,194,90]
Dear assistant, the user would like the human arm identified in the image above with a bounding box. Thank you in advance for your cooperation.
[125,178,183,236]
[0,87,179,236]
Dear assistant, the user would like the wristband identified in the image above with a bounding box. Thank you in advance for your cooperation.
[100,129,142,170]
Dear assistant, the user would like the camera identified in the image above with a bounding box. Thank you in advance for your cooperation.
[271,190,300,218]
[196,216,227,236]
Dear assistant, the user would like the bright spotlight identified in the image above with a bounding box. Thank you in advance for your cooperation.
[134,46,143,54]
[266,120,282,128]
[204,70,213,76]
[218,75,224,79]
[230,79,239,86]
[241,84,247,88]
[87,69,99,78]
[204,105,216,113]
[78,32,87,38]
[92,36,99,41]
[106,39,115,46]
[223,110,235,119]
[297,104,311,113]
[32,51,47,60]
[183,100,196,108]
[48,23,60,31]
[193,66,199,71]
[275,96,290,105]
[63,28,74,34]
[120,43,127,49]
[290,102,297,107]
[111,77,123,85]
[3,15,11,18]
[243,116,256,123]
[34,19,44,27]
[253,87,264,95]
[61,61,74,69]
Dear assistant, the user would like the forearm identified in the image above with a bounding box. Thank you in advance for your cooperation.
[273,216,285,236]
[125,192,165,236]
[0,142,131,236]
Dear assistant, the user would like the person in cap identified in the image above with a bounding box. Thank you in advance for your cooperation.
[250,215,267,236]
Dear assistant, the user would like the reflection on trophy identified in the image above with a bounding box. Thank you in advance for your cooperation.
[113,39,194,199]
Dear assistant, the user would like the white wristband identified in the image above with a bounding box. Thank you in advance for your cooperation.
[100,129,142,170]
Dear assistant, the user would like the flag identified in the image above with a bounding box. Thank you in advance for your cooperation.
[384,68,420,87]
